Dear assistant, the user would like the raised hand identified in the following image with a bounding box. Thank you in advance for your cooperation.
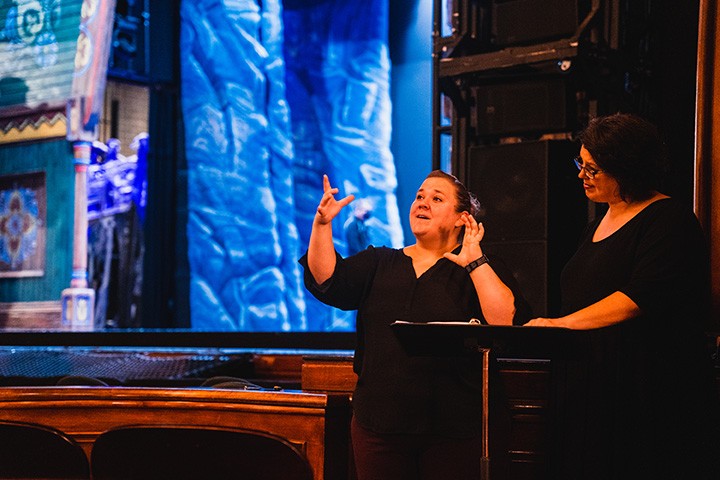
[308,174,355,284]
[315,174,355,225]
[444,212,484,267]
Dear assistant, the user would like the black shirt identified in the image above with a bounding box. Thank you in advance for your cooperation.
[558,198,718,479]
[299,246,531,437]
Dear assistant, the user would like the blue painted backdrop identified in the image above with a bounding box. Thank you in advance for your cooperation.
[180,0,404,331]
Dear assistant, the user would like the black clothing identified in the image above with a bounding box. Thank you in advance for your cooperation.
[350,416,482,480]
[299,246,531,437]
[562,198,710,325]
[559,198,719,479]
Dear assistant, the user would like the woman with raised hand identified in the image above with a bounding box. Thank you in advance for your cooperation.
[300,170,531,480]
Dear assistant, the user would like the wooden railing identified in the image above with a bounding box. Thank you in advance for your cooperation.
[0,385,352,480]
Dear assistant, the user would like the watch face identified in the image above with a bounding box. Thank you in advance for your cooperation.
[466,255,488,272]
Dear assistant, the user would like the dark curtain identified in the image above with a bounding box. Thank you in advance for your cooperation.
[141,0,188,328]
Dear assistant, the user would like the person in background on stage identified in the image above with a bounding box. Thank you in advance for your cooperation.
[343,198,373,255]
[343,197,391,255]
[299,170,532,480]
[526,113,719,479]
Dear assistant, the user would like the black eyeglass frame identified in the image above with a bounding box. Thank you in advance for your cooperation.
[573,156,604,179]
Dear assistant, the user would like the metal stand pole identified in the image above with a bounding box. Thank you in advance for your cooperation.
[479,347,491,480]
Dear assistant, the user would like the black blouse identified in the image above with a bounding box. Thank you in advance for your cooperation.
[562,198,710,326]
[299,246,531,437]
[557,198,718,478]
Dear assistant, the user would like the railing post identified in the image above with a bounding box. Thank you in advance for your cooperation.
[61,141,95,331]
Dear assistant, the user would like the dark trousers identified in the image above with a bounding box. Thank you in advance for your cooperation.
[351,416,482,480]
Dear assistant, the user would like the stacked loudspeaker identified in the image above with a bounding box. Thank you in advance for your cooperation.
[434,0,639,316]
[108,0,150,81]
[467,141,586,317]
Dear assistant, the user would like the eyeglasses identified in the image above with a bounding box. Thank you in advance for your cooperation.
[573,156,604,179]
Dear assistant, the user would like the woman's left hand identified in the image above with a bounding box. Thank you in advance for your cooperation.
[444,213,484,267]
[525,317,568,328]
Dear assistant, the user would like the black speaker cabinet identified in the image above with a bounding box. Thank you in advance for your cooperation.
[491,0,579,47]
[108,0,149,81]
[484,240,549,320]
[467,140,587,316]
[469,76,576,138]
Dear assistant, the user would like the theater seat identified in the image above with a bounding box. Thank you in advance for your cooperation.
[0,421,90,479]
[90,425,314,480]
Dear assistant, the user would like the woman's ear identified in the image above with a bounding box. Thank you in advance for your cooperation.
[454,211,469,227]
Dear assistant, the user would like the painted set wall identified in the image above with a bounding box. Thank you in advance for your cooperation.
[0,139,74,302]
[180,0,407,332]
[0,0,436,326]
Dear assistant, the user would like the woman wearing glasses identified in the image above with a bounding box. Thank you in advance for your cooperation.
[527,113,718,479]
[300,170,532,479]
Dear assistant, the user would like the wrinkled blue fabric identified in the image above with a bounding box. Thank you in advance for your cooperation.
[284,0,402,331]
[180,0,401,331]
[181,0,305,331]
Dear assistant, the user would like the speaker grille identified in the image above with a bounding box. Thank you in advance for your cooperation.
[484,241,547,317]
[492,0,579,47]
[470,77,574,137]
[469,142,550,241]
[467,140,587,315]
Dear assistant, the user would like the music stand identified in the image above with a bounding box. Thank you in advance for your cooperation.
[391,321,581,480]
